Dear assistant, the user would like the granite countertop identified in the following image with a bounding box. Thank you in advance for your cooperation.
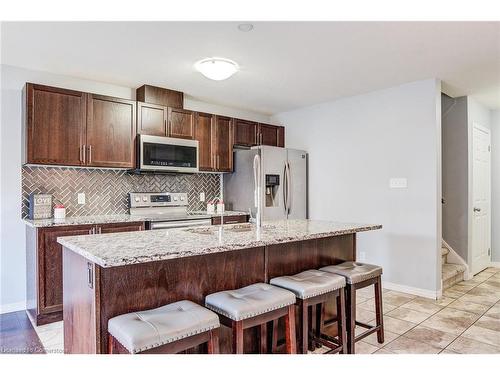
[23,211,249,228]
[57,220,382,268]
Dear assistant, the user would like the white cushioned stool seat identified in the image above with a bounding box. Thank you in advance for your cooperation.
[320,261,382,284]
[270,269,346,299]
[108,300,220,354]
[205,283,296,321]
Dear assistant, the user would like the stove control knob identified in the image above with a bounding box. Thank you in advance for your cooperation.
[134,197,140,202]
[180,196,185,201]
[142,196,148,202]
[173,197,178,201]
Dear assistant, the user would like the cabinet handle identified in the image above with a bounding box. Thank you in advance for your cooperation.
[79,146,82,162]
[224,220,239,224]
[89,228,94,235]
[88,145,92,164]
[87,262,94,289]
[97,226,101,234]
[82,145,86,164]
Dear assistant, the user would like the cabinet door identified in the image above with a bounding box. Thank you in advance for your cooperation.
[233,119,258,147]
[195,112,215,171]
[86,95,136,168]
[168,108,195,139]
[137,102,167,136]
[214,116,234,172]
[258,124,284,147]
[98,222,145,234]
[38,225,94,315]
[25,83,86,166]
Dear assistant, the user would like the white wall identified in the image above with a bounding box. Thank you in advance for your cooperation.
[492,110,500,263]
[273,79,442,296]
[0,64,271,313]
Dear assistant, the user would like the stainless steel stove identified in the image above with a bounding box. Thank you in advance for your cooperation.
[129,192,212,230]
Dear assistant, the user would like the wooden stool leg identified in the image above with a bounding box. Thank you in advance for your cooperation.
[232,320,244,354]
[270,319,279,353]
[284,305,297,354]
[315,303,324,348]
[299,300,308,354]
[108,334,114,354]
[207,329,220,354]
[345,285,356,354]
[374,276,384,344]
[259,323,268,354]
[308,305,315,351]
[338,288,348,354]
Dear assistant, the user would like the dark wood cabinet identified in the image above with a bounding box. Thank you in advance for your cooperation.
[258,123,285,147]
[86,95,136,168]
[211,215,249,225]
[233,119,258,147]
[137,102,167,136]
[213,116,234,172]
[26,221,145,325]
[24,83,86,166]
[136,84,183,108]
[168,108,195,139]
[195,112,215,171]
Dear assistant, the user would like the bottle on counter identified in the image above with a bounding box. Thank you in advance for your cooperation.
[216,199,225,214]
[54,204,66,219]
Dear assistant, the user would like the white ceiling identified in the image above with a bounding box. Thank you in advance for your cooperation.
[1,21,499,114]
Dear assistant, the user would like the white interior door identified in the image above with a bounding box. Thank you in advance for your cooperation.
[471,124,491,274]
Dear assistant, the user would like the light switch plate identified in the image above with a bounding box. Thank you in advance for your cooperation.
[199,192,205,202]
[77,192,86,205]
[390,178,408,189]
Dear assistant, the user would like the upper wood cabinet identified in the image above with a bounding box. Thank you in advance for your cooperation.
[258,123,285,147]
[233,119,258,147]
[86,95,136,168]
[195,112,215,171]
[168,108,195,139]
[214,115,234,172]
[137,102,167,136]
[136,84,183,108]
[25,83,86,166]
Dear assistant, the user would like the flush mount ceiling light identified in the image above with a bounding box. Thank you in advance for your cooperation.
[194,57,239,81]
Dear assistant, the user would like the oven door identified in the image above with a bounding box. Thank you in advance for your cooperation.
[149,219,212,230]
[138,135,199,173]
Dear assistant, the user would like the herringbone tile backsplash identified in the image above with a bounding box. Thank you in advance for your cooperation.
[22,166,221,218]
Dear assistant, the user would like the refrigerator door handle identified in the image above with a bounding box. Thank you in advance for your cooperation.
[283,162,288,215]
[286,162,292,215]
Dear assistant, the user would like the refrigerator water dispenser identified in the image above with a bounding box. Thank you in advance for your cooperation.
[265,174,280,207]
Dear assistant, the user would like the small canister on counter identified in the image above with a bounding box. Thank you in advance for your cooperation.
[54,204,66,219]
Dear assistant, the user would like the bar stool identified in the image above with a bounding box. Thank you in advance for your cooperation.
[270,269,347,354]
[205,283,297,354]
[320,262,384,354]
[107,300,220,354]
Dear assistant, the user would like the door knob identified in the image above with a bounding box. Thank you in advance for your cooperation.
[473,207,481,212]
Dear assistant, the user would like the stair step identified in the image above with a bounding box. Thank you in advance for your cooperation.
[442,263,466,289]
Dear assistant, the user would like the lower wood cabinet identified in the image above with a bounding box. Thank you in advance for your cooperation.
[211,215,249,225]
[26,221,145,325]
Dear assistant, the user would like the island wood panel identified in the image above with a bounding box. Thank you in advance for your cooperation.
[62,234,356,354]
[63,248,99,354]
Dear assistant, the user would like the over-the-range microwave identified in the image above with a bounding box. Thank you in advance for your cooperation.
[135,134,199,173]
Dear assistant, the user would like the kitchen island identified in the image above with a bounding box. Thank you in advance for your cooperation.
[58,220,382,354]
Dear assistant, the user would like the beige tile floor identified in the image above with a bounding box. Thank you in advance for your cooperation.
[34,268,500,354]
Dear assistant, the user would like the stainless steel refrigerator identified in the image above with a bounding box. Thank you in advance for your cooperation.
[223,146,307,221]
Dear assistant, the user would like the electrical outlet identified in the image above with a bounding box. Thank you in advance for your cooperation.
[199,192,205,202]
[358,251,366,262]
[390,177,408,189]
[77,192,86,205]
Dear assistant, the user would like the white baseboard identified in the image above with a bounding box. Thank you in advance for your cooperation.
[490,262,500,268]
[0,301,26,314]
[382,281,441,300]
